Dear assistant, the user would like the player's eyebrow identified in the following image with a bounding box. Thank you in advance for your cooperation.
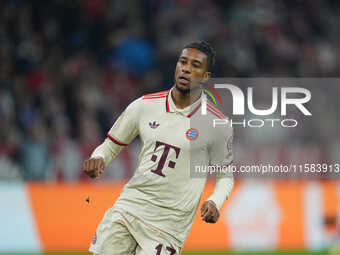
[179,56,204,67]
[180,56,203,65]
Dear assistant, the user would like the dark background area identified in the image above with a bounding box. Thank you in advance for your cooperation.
[1,0,340,181]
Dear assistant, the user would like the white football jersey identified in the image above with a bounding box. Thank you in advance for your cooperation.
[107,88,233,246]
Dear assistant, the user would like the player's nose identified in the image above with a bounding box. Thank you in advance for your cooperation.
[181,64,191,74]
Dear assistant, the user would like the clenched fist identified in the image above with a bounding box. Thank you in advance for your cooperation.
[83,157,105,179]
[200,200,220,223]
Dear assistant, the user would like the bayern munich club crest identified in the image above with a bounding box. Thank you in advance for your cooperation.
[186,128,199,140]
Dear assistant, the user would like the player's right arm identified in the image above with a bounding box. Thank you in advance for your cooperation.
[83,98,141,179]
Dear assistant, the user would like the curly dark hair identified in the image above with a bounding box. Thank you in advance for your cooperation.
[183,41,216,72]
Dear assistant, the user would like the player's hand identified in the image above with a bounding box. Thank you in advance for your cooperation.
[83,157,105,179]
[200,200,220,223]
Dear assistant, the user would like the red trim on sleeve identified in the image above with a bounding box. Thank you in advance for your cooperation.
[107,133,128,146]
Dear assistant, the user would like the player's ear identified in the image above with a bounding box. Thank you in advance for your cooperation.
[202,72,211,83]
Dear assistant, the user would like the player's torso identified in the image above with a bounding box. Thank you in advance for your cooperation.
[114,91,231,244]
[124,95,209,211]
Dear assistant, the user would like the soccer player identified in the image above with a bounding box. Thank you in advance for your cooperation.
[84,41,234,255]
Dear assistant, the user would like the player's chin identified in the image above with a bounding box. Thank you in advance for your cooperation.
[175,82,191,94]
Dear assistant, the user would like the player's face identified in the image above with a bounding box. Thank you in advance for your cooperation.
[174,48,211,94]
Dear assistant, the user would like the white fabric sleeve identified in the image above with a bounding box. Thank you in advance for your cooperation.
[90,97,142,166]
[207,176,234,210]
[207,118,234,210]
[209,120,233,166]
[107,97,141,146]
[91,138,124,166]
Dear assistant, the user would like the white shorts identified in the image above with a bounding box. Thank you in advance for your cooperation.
[89,208,181,255]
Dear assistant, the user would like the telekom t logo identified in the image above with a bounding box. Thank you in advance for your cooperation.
[151,141,181,177]
[201,84,312,116]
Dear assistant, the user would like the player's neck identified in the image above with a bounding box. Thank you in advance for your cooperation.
[171,86,201,109]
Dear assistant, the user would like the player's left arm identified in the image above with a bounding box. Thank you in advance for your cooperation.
[201,122,234,223]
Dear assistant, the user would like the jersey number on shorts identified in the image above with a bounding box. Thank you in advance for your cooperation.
[151,141,180,177]
[155,243,176,255]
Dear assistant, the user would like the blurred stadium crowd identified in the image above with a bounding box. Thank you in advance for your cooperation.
[1,0,340,181]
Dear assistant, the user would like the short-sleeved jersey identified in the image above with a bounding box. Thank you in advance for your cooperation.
[107,89,233,247]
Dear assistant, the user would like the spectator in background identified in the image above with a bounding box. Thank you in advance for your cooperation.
[77,112,102,181]
[0,0,340,181]
[0,116,22,180]
[50,118,81,182]
[110,23,155,76]
[0,87,22,180]
[20,118,50,180]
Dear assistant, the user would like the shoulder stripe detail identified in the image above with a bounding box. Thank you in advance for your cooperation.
[207,108,224,119]
[146,90,169,95]
[107,133,128,146]
[143,90,169,99]
[143,90,169,97]
[143,95,168,99]
[144,93,169,98]
[207,101,227,118]
[187,103,201,117]
[207,105,226,119]
[207,101,226,115]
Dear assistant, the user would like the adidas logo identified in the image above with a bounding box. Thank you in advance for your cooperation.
[149,121,160,129]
